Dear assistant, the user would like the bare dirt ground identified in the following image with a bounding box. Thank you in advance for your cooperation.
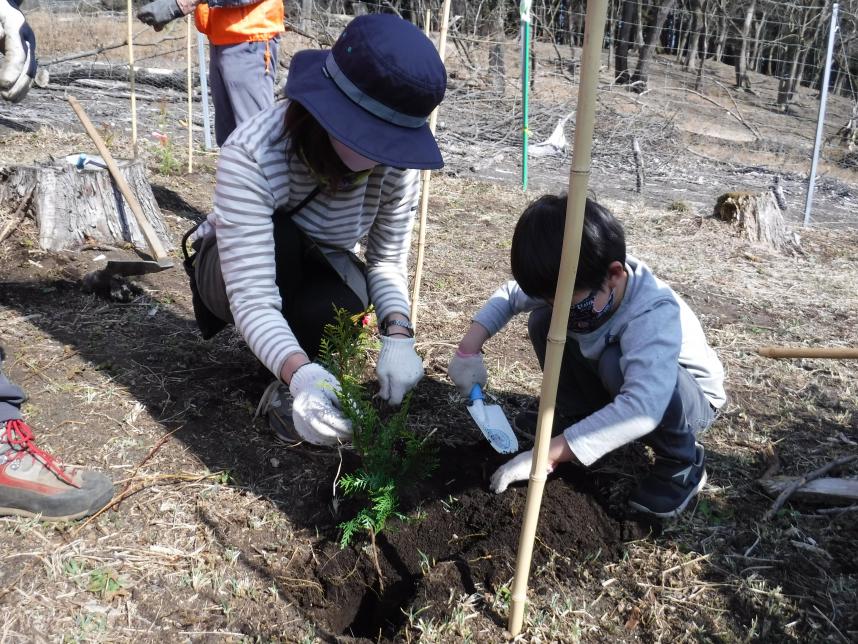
[1,20,857,644]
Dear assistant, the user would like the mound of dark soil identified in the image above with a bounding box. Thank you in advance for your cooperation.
[275,443,645,641]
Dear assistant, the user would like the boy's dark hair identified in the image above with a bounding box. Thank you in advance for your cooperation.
[284,100,352,192]
[510,194,626,299]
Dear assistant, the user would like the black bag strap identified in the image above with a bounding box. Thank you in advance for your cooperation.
[274,186,322,219]
[182,186,322,263]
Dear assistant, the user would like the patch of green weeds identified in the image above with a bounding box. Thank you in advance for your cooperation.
[696,498,735,524]
[668,200,693,214]
[64,612,107,643]
[87,568,127,601]
[150,105,181,175]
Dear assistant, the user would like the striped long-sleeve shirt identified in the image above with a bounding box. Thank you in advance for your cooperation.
[213,101,420,379]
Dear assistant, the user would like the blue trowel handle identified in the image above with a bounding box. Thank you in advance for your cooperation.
[469,383,485,403]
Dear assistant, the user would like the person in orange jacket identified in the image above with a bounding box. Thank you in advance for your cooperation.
[137,0,284,146]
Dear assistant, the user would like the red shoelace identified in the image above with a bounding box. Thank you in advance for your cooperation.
[2,419,79,488]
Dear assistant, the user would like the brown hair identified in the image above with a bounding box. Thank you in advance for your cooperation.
[284,100,351,191]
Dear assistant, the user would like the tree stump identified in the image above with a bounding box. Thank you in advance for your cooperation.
[0,156,172,253]
[713,190,795,253]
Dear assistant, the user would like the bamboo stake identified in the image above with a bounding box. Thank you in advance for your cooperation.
[127,0,138,157]
[521,0,533,191]
[507,0,609,636]
[758,346,858,359]
[187,15,193,173]
[409,0,451,330]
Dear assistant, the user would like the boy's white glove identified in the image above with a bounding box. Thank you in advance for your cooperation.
[447,351,488,396]
[289,363,352,446]
[490,449,555,494]
[0,1,37,103]
[376,335,423,406]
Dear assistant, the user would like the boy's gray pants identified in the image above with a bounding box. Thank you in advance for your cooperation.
[209,36,279,147]
[527,306,714,465]
[0,349,25,424]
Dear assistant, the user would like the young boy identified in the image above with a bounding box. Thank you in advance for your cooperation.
[448,195,726,518]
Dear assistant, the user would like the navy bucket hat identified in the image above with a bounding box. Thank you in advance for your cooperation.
[285,13,447,170]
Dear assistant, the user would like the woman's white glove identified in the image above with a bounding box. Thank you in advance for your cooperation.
[447,351,488,396]
[288,363,352,446]
[376,335,424,405]
[490,449,554,493]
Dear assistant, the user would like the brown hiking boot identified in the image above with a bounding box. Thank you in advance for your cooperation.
[0,419,115,520]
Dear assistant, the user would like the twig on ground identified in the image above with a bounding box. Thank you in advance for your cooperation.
[812,605,851,644]
[816,504,858,515]
[0,186,35,244]
[763,454,858,520]
[73,426,183,533]
[632,137,645,193]
[43,32,185,66]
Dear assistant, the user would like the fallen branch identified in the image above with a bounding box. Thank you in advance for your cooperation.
[816,504,858,515]
[657,85,760,140]
[763,454,857,520]
[0,185,35,244]
[632,136,644,193]
[43,32,186,67]
[73,425,183,533]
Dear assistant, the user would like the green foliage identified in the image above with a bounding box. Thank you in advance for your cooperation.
[318,307,437,548]
[152,135,180,176]
[318,308,376,382]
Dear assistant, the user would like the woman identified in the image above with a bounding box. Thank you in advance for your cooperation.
[189,14,447,446]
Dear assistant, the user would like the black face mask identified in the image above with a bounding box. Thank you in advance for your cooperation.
[568,288,615,333]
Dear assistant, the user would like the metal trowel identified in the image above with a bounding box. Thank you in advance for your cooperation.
[467,383,519,454]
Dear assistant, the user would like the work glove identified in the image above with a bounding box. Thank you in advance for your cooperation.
[376,335,423,406]
[289,363,352,446]
[137,0,184,31]
[489,449,555,494]
[447,350,488,397]
[0,1,37,103]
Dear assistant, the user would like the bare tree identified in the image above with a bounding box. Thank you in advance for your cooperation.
[489,0,506,95]
[735,0,756,89]
[614,0,637,84]
[630,0,676,92]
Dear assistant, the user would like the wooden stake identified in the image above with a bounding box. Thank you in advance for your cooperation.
[127,0,138,157]
[187,15,193,174]
[758,346,858,359]
[763,455,857,520]
[409,0,451,331]
[632,136,644,193]
[68,96,172,264]
[507,0,610,636]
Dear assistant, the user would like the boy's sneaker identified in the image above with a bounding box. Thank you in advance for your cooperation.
[628,443,707,519]
[255,380,300,443]
[0,419,115,520]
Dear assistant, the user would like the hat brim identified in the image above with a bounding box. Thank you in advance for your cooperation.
[285,50,443,171]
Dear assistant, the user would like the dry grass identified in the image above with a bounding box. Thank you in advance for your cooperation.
[0,15,856,640]
[3,165,854,641]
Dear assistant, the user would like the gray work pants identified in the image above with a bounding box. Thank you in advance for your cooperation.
[0,349,25,423]
[527,306,714,464]
[209,37,279,147]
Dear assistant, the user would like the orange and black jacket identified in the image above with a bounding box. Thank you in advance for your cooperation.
[195,0,284,46]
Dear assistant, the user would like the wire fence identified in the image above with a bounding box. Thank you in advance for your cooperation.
[16,0,858,225]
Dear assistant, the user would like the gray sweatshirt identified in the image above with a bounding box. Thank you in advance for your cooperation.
[472,256,726,466]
